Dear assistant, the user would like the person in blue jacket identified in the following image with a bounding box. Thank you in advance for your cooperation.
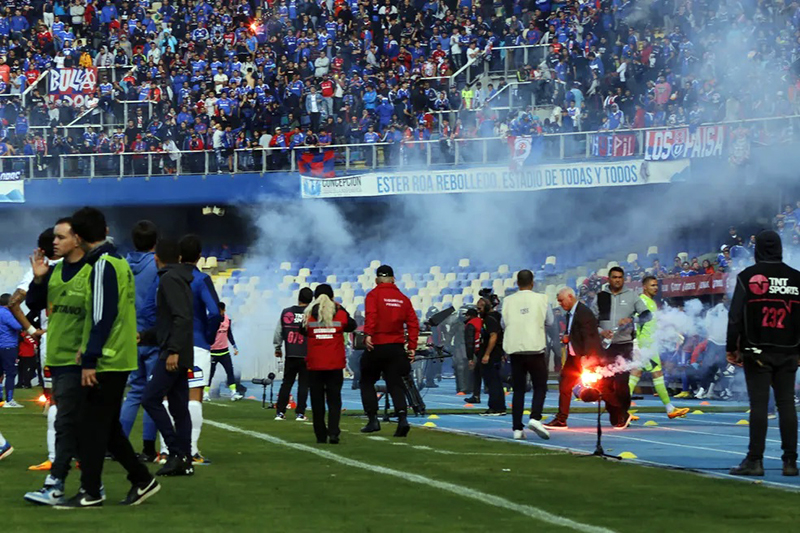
[120,221,160,461]
[177,234,221,465]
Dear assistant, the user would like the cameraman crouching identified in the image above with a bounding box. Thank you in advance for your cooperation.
[360,265,419,437]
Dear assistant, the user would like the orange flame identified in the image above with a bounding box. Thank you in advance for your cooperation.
[581,370,600,386]
[38,394,47,403]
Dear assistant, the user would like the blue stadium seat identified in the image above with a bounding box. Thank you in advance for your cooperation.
[289,283,300,291]
[357,304,365,312]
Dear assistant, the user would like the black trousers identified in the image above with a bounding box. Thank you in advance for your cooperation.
[360,344,409,416]
[557,355,582,422]
[209,349,236,387]
[17,356,37,387]
[78,371,152,497]
[471,359,483,398]
[142,358,191,457]
[276,357,308,415]
[482,357,506,412]
[600,343,633,426]
[510,352,548,430]
[309,369,343,442]
[51,369,83,481]
[744,352,799,461]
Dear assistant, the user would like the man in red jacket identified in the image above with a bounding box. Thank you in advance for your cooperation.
[361,265,419,437]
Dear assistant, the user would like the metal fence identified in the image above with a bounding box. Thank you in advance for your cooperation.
[3,114,795,180]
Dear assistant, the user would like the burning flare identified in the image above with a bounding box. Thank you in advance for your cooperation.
[37,394,47,403]
[581,370,600,386]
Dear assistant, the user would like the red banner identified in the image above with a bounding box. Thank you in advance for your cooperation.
[589,133,636,157]
[644,125,725,161]
[660,273,729,297]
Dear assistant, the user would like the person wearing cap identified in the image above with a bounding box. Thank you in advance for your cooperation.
[360,265,419,437]
[727,231,800,477]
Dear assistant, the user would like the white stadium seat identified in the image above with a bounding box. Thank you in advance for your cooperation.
[458,258,470,268]
[498,264,509,274]
[545,256,557,266]
[279,262,292,271]
[626,253,638,264]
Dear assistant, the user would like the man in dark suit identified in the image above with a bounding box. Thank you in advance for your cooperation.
[544,288,602,429]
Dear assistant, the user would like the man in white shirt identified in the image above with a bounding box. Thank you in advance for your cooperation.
[502,270,552,440]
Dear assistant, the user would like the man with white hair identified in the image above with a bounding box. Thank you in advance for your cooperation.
[502,270,552,440]
[544,287,602,429]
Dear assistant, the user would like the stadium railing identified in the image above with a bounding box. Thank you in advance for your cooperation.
[5,114,797,179]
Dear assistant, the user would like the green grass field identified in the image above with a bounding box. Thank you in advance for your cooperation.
[1,388,799,533]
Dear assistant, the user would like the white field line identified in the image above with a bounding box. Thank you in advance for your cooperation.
[205,419,617,533]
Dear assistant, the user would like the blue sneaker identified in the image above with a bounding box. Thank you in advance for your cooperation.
[24,477,66,506]
[0,441,13,461]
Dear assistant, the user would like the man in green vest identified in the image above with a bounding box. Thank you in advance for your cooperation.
[23,217,91,506]
[629,276,690,420]
[55,207,160,509]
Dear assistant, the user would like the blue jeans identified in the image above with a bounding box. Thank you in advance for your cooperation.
[119,346,158,441]
[0,347,17,401]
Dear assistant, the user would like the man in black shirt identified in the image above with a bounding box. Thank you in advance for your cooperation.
[273,288,312,421]
[727,231,800,477]
[141,238,195,477]
[477,297,506,416]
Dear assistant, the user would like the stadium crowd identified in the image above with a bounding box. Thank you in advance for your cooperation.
[0,0,791,174]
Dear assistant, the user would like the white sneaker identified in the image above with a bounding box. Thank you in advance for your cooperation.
[527,418,551,440]
[513,429,526,440]
[295,414,308,422]
[274,413,285,421]
[694,387,706,399]
[3,400,23,408]
[203,392,211,402]
[230,392,243,402]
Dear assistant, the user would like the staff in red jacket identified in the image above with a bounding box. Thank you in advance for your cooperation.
[301,284,357,444]
[361,265,419,437]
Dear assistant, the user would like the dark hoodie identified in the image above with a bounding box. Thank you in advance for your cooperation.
[727,230,800,354]
[140,263,194,369]
[126,250,158,331]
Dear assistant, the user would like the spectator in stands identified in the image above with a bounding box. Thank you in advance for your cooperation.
[628,260,644,281]
[679,262,696,277]
[670,256,683,275]
[648,259,667,279]
[717,246,732,273]
[726,227,743,248]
